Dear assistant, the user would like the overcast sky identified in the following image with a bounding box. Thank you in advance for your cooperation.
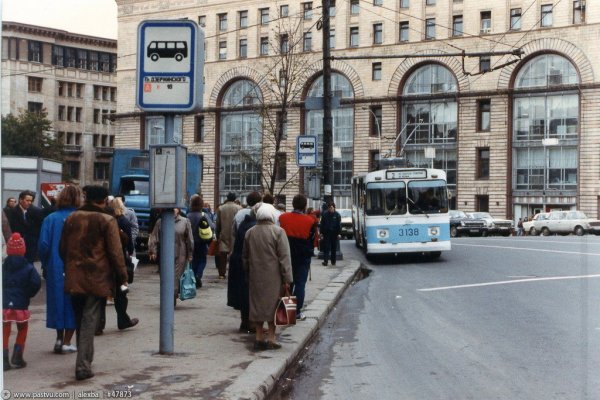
[2,0,118,39]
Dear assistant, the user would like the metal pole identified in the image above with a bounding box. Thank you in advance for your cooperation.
[322,0,333,208]
[159,114,176,354]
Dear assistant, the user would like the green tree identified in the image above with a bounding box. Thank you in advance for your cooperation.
[1,110,63,161]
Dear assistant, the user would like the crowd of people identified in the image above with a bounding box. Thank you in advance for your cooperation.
[1,186,343,381]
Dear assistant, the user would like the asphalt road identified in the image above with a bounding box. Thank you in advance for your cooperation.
[276,236,600,400]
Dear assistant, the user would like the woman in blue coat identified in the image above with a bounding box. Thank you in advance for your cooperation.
[38,185,81,354]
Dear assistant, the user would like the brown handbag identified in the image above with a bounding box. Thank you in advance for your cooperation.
[274,289,297,326]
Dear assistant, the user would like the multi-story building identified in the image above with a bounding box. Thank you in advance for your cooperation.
[114,0,600,221]
[1,22,118,188]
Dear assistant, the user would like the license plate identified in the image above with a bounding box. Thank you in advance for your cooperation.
[470,229,479,233]
[397,228,420,237]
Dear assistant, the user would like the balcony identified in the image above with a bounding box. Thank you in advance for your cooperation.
[63,144,82,154]
[95,146,114,157]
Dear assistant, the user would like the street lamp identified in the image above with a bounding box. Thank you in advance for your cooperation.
[362,106,381,161]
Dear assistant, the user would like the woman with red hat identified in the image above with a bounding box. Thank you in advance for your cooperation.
[2,232,41,369]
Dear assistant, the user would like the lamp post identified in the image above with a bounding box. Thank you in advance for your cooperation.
[362,106,381,160]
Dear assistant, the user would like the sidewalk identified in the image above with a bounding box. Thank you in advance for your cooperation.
[3,257,361,399]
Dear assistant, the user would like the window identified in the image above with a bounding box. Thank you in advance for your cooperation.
[515,54,578,88]
[89,51,99,71]
[400,22,409,42]
[374,0,383,5]
[351,0,360,14]
[65,48,76,68]
[330,0,336,17]
[219,41,227,60]
[276,111,288,139]
[28,41,42,63]
[373,23,383,44]
[58,106,65,121]
[303,2,313,20]
[28,77,42,92]
[239,39,248,58]
[477,99,491,131]
[102,87,109,101]
[260,37,269,55]
[94,162,110,181]
[260,8,270,25]
[480,56,491,73]
[76,107,82,123]
[195,116,205,142]
[480,11,491,33]
[100,53,110,72]
[94,109,101,124]
[28,102,43,114]
[350,27,359,47]
[279,69,287,88]
[280,34,289,53]
[280,5,289,17]
[425,18,435,40]
[372,63,382,80]
[67,83,74,97]
[275,153,287,181]
[76,84,83,98]
[573,1,585,24]
[400,0,409,7]
[102,110,110,125]
[110,88,117,102]
[218,13,228,31]
[541,4,553,27]
[510,8,522,30]
[198,15,206,27]
[452,16,463,36]
[426,0,436,5]
[67,107,74,122]
[239,11,248,28]
[329,29,336,49]
[369,106,382,137]
[145,116,183,149]
[303,32,312,52]
[65,161,80,180]
[53,46,64,67]
[369,150,380,171]
[476,195,489,212]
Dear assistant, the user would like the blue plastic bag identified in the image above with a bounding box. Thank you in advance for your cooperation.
[179,263,197,301]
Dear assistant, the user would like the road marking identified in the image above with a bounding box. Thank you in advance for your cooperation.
[452,242,600,257]
[418,274,600,292]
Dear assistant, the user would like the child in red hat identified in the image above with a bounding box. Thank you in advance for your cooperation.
[2,233,41,369]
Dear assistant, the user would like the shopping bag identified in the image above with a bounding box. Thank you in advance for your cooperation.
[207,239,218,256]
[179,263,197,301]
[274,290,297,326]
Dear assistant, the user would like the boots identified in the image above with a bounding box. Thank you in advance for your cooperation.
[3,349,11,370]
[11,344,26,369]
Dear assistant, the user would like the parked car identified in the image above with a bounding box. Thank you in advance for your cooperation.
[522,212,550,236]
[533,210,600,236]
[338,209,354,239]
[449,210,487,237]
[468,212,514,236]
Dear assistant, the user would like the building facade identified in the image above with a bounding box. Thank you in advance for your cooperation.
[114,0,600,221]
[1,22,118,188]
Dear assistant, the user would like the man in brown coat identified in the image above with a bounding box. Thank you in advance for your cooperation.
[215,192,241,279]
[60,185,128,381]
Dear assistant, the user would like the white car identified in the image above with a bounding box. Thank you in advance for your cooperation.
[467,212,514,236]
[533,210,600,236]
[338,209,354,239]
[523,213,550,236]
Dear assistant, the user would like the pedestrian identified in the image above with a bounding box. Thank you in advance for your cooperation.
[96,198,139,334]
[3,197,16,214]
[8,190,44,263]
[2,209,12,244]
[215,192,241,279]
[3,233,41,369]
[242,203,293,351]
[187,195,213,288]
[59,185,129,381]
[279,194,318,321]
[228,191,262,333]
[38,185,81,354]
[148,208,194,305]
[320,202,342,266]
[517,218,524,236]
[115,195,139,256]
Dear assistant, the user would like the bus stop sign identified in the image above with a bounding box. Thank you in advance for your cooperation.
[136,20,204,112]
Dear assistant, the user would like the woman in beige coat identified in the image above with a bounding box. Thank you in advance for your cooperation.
[148,208,194,303]
[242,203,293,350]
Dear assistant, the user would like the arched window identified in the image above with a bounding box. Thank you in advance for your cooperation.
[305,73,354,193]
[512,54,579,194]
[401,64,458,190]
[219,80,263,198]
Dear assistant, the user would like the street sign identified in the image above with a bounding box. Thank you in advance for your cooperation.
[136,20,204,112]
[297,135,318,167]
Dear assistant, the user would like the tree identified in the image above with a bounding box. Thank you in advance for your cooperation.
[238,13,314,199]
[2,110,63,161]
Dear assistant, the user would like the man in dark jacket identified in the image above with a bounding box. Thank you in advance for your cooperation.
[279,194,317,320]
[60,185,128,381]
[320,202,341,266]
[8,190,44,263]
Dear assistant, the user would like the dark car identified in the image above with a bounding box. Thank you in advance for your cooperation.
[449,210,487,237]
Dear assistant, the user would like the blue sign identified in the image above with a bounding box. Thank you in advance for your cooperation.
[136,20,204,112]
[297,135,318,167]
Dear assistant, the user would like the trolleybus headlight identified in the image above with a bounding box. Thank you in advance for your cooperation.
[428,226,440,236]
[377,229,389,239]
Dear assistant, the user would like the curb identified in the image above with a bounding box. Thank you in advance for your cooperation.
[220,260,363,400]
